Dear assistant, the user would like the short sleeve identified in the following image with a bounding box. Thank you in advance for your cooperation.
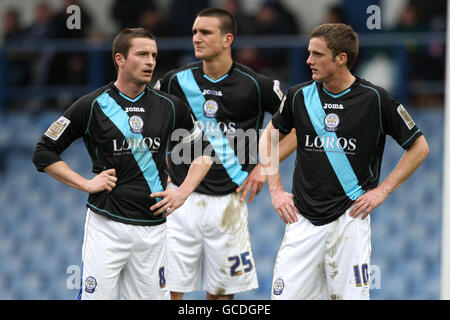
[173,97,195,132]
[380,88,422,149]
[32,95,92,171]
[260,77,283,115]
[155,69,177,95]
[271,87,295,135]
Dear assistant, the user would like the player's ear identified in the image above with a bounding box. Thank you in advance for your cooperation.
[336,52,348,67]
[115,53,125,68]
[223,33,234,49]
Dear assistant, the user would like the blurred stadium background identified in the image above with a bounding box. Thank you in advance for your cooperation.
[0,0,445,299]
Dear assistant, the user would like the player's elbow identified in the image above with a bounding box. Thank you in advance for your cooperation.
[192,155,213,166]
[32,143,62,172]
[32,148,44,172]
[419,136,429,157]
[413,135,430,162]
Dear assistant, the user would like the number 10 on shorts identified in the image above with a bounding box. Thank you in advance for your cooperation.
[353,263,369,287]
[228,251,253,276]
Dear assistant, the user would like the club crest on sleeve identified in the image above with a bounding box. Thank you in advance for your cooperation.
[273,278,284,295]
[85,276,97,294]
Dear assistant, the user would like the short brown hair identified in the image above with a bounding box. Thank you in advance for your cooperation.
[112,27,155,70]
[310,23,359,69]
[197,8,237,39]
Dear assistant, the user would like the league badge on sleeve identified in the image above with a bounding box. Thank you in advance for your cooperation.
[44,116,71,140]
[273,80,283,100]
[154,80,161,90]
[397,104,415,130]
[279,95,286,113]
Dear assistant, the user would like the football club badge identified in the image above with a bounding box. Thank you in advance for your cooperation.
[85,276,97,294]
[129,115,144,134]
[324,113,339,132]
[203,99,219,118]
[273,278,284,295]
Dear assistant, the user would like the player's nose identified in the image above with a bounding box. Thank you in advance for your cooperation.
[147,56,155,66]
[193,33,202,44]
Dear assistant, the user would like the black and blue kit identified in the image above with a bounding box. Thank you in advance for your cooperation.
[157,61,283,195]
[272,77,423,225]
[33,83,197,226]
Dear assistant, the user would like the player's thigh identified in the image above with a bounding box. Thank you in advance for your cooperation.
[272,214,329,300]
[325,211,371,300]
[166,191,204,292]
[120,223,169,300]
[203,193,258,295]
[79,209,130,300]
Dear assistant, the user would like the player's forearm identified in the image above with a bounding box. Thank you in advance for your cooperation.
[378,135,429,195]
[266,171,286,195]
[43,160,89,192]
[259,121,286,193]
[278,129,297,163]
[178,155,213,196]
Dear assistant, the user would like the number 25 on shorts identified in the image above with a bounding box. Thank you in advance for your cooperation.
[228,251,253,277]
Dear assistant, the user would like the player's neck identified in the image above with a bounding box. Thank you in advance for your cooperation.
[323,71,356,94]
[114,78,146,99]
[202,55,233,80]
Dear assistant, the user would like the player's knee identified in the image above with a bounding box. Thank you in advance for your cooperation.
[170,291,184,300]
[206,292,234,300]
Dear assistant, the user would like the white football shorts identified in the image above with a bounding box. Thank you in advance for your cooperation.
[78,209,170,300]
[166,184,258,295]
[271,206,371,300]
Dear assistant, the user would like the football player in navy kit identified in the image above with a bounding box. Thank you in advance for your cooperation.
[260,23,429,299]
[33,28,212,300]
[155,8,296,300]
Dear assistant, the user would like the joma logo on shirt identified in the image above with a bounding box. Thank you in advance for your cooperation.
[125,107,145,112]
[202,89,223,96]
[323,103,344,110]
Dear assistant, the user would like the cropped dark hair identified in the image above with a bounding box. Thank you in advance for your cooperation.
[112,27,155,70]
[311,23,359,69]
[197,8,237,39]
